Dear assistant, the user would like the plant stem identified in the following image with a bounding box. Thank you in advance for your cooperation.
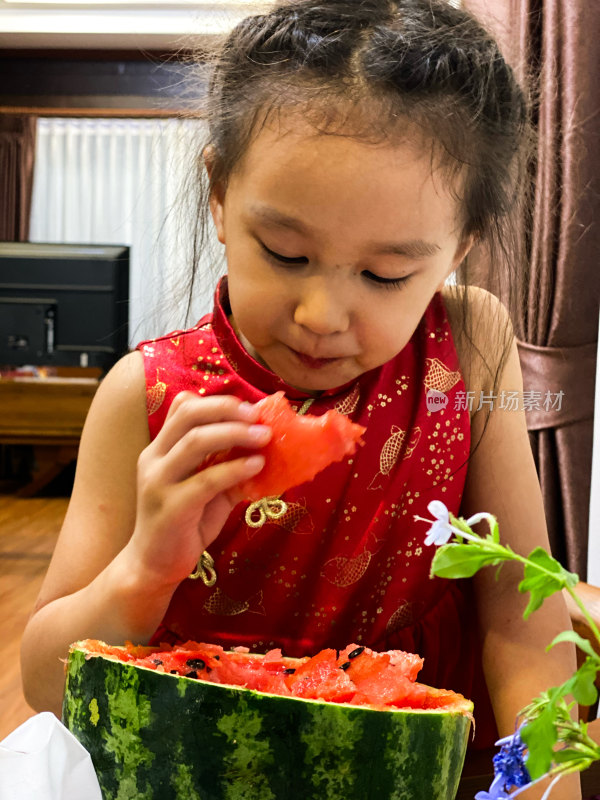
[449,517,581,589]
[564,585,600,649]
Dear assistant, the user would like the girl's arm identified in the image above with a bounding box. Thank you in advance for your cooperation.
[451,289,581,799]
[20,350,269,715]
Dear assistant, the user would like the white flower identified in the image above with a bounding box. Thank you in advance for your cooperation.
[465,512,493,528]
[422,500,454,546]
[415,501,493,547]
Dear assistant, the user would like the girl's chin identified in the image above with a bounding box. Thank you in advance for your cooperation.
[275,361,360,394]
[246,341,361,392]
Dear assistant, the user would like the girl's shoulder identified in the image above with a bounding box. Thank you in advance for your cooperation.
[441,284,515,403]
[88,350,149,447]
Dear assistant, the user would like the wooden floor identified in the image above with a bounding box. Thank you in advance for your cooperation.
[0,493,67,740]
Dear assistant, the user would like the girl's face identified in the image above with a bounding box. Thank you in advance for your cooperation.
[209,117,471,394]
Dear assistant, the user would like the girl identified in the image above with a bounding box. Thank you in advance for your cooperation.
[22,1,580,796]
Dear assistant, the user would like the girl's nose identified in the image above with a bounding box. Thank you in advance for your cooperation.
[293,280,350,335]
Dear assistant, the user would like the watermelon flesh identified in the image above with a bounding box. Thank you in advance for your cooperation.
[204,391,366,501]
[63,639,474,800]
[73,638,465,712]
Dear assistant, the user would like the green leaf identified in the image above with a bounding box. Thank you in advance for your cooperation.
[525,547,563,572]
[518,548,579,618]
[570,659,600,707]
[487,516,500,544]
[521,709,558,779]
[430,543,502,579]
[519,579,555,618]
[524,548,578,585]
[547,630,600,661]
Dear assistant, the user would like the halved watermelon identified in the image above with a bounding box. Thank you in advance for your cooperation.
[205,391,365,501]
[63,639,473,800]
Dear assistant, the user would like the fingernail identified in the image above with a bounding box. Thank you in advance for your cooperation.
[238,401,260,421]
[245,455,265,472]
[248,424,271,442]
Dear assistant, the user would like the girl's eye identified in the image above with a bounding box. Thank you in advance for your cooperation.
[261,243,308,265]
[362,270,412,290]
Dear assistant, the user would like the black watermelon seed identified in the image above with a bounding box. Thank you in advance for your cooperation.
[206,666,212,673]
[214,655,220,660]
[186,658,206,670]
[170,670,178,674]
[348,646,365,659]
[152,659,163,665]
[185,670,198,679]
[339,661,351,671]
[284,668,296,674]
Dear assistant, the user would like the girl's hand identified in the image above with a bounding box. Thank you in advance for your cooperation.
[123,392,271,589]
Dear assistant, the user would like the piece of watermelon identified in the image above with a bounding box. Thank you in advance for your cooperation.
[284,647,357,703]
[205,391,365,501]
[63,639,473,800]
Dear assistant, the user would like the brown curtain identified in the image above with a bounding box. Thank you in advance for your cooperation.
[0,115,37,242]
[465,0,600,576]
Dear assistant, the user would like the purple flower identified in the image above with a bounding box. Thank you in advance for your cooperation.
[475,729,533,800]
[475,774,511,800]
[492,729,531,789]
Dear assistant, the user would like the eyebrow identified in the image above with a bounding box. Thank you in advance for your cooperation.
[249,205,441,259]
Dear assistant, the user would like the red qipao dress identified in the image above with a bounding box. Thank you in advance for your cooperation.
[137,279,497,747]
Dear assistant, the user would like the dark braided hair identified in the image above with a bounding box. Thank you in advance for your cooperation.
[182,0,533,401]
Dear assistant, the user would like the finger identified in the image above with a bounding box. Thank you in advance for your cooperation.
[156,421,271,485]
[155,393,261,456]
[197,492,242,551]
[175,453,265,515]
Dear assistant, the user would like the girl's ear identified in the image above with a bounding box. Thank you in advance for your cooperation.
[436,234,475,292]
[203,145,226,245]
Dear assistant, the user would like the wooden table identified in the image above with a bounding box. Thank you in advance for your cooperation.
[0,377,98,495]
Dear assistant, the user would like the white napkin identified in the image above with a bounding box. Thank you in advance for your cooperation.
[0,712,102,800]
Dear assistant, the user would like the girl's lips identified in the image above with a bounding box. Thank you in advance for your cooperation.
[291,349,341,369]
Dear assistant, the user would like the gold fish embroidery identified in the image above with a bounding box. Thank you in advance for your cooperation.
[385,601,423,634]
[203,588,265,616]
[424,358,461,394]
[368,426,421,490]
[146,369,167,416]
[334,384,360,416]
[169,336,181,347]
[321,550,372,587]
[270,501,314,535]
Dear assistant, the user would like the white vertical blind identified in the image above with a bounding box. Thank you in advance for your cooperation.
[29,116,217,345]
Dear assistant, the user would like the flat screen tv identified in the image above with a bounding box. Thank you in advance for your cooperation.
[0,242,129,374]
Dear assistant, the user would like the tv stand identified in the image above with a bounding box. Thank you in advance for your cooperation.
[0,375,99,496]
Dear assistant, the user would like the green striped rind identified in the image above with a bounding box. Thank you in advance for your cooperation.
[62,646,472,800]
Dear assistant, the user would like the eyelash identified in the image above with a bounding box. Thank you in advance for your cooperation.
[260,244,412,290]
[362,271,412,291]
[261,243,307,265]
